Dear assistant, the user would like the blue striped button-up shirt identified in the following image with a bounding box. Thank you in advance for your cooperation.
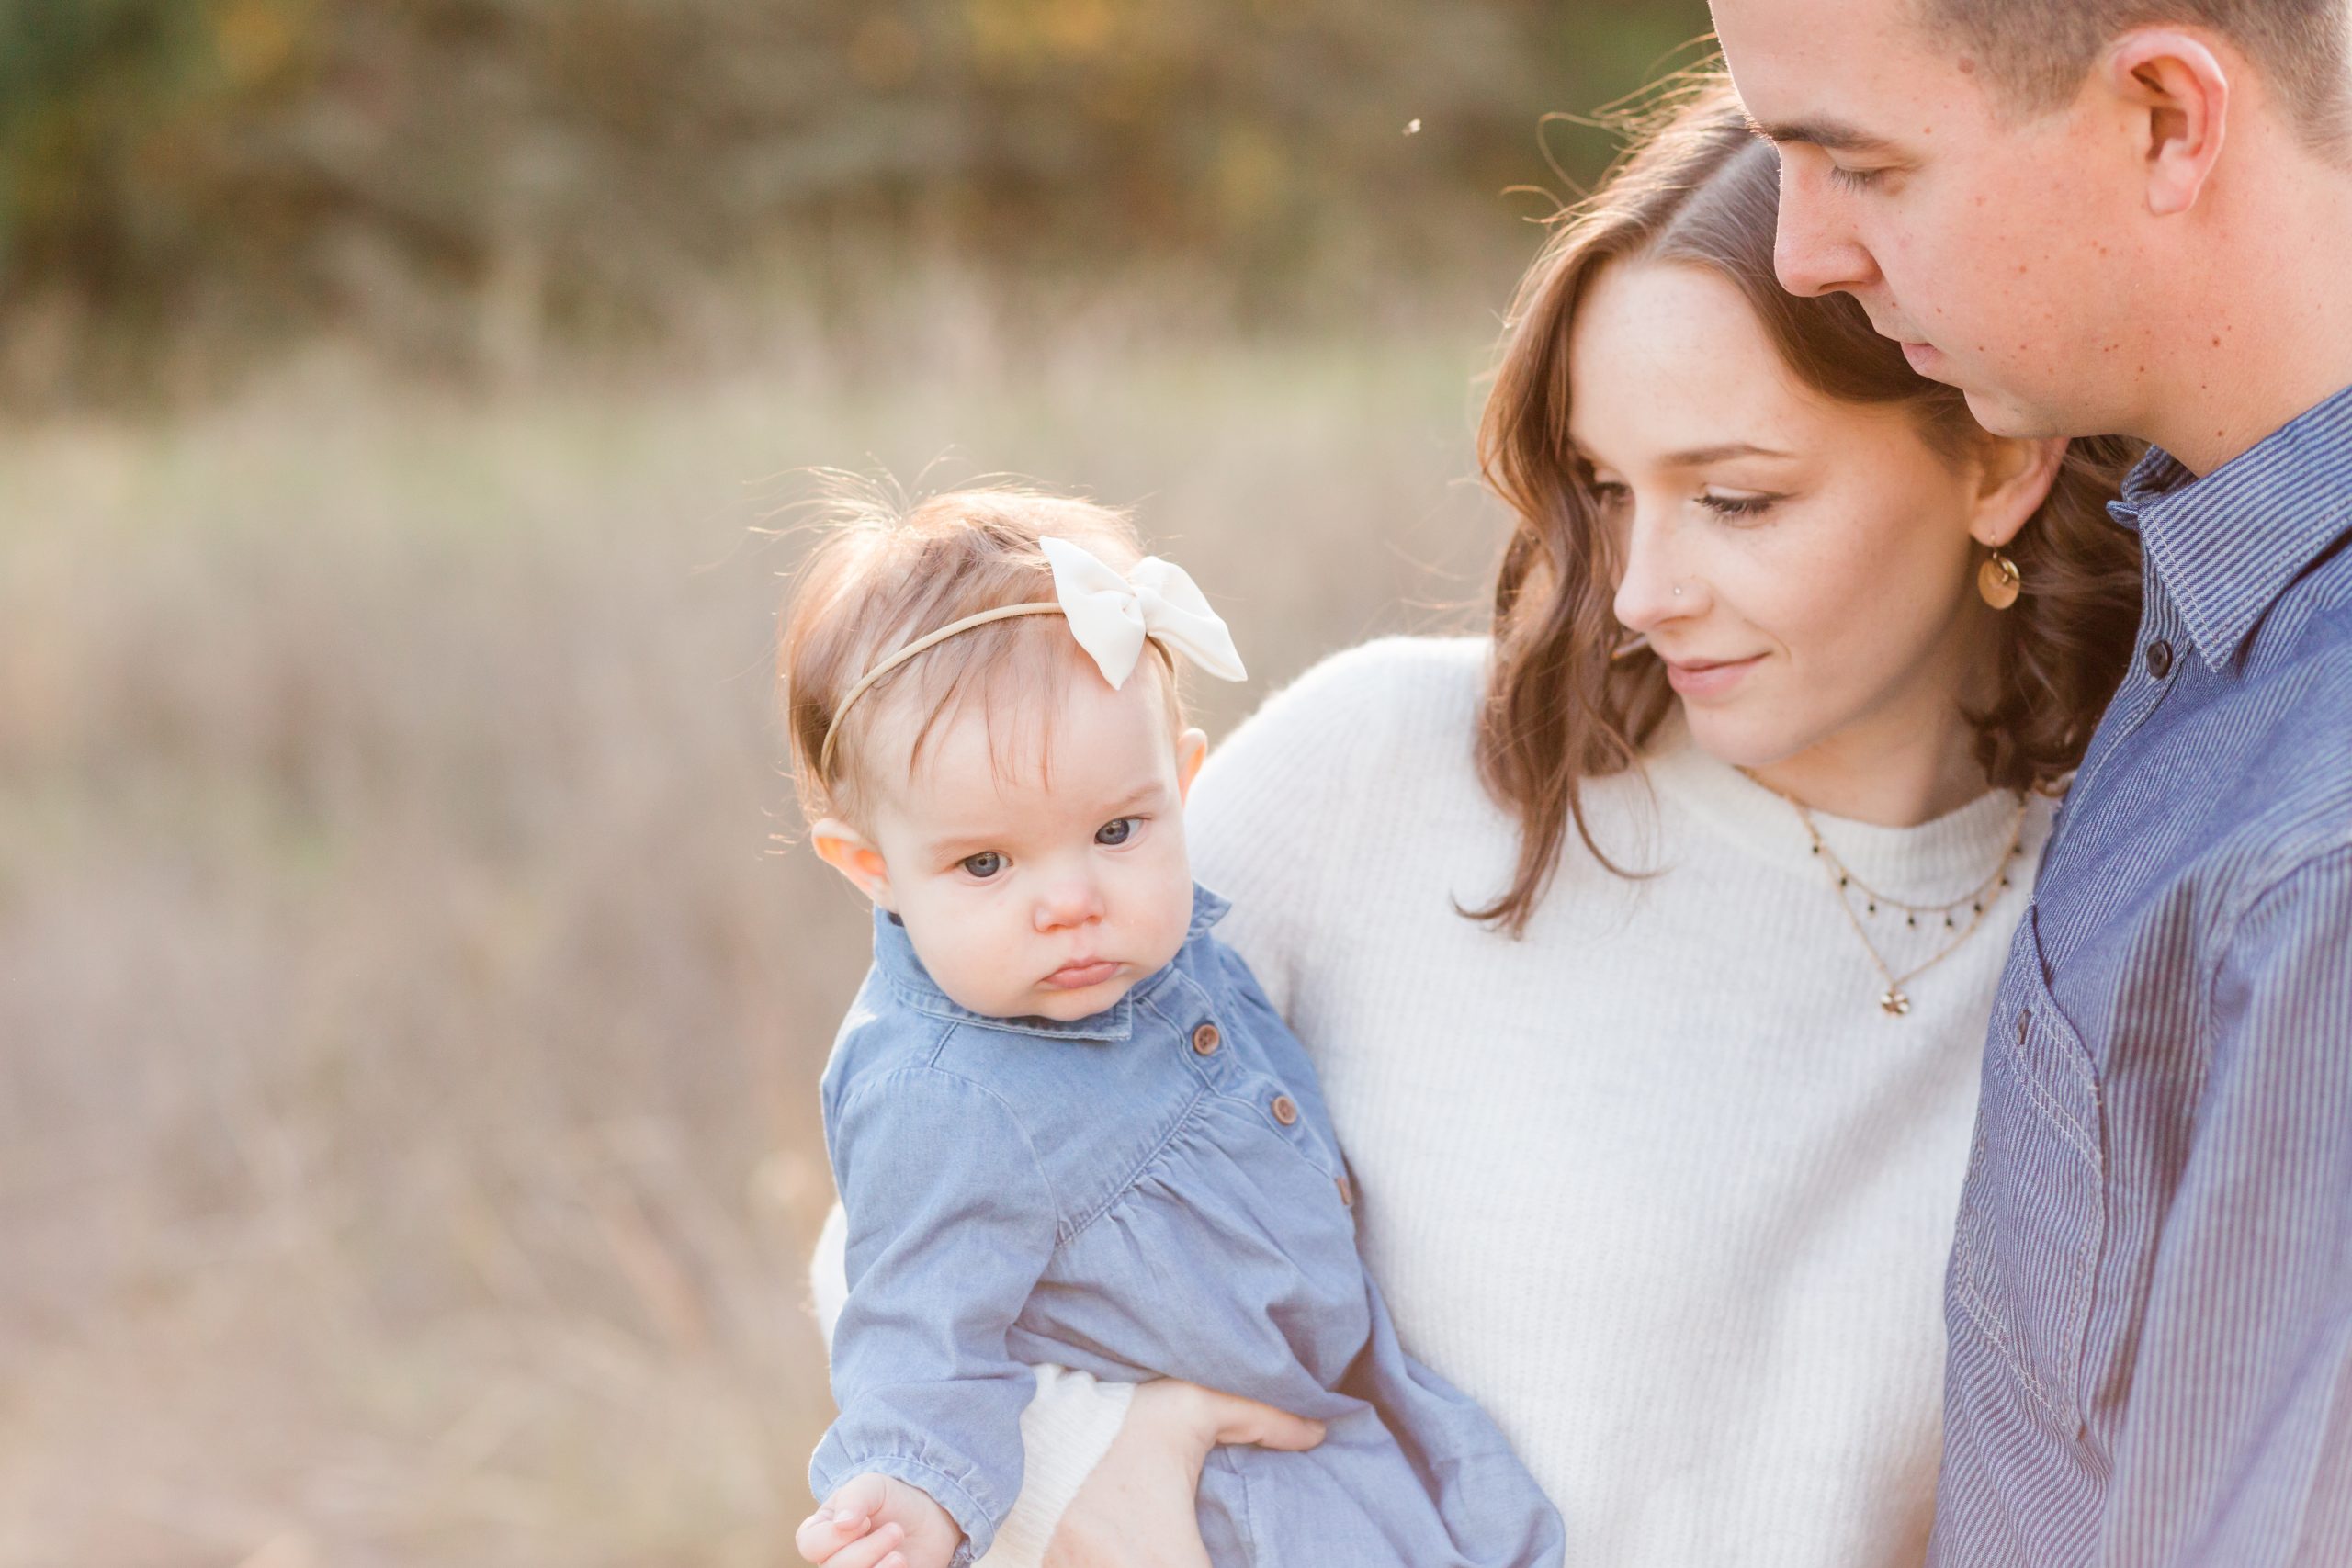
[1928,383,2352,1567]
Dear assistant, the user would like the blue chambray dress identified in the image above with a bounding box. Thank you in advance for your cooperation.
[811,885,1566,1568]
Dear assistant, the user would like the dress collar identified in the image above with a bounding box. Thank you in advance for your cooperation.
[869,882,1230,1043]
[2109,379,2352,672]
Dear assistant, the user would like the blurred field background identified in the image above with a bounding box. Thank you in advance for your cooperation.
[0,3,1710,1563]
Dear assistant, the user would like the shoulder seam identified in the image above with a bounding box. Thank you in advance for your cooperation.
[2200,836,2352,1039]
[836,1051,1069,1237]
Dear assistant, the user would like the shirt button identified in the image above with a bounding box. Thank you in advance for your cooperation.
[2018,1009,2031,1043]
[1191,1022,1221,1055]
[2146,639,2174,679]
[1271,1095,1300,1126]
[1337,1175,1355,1208]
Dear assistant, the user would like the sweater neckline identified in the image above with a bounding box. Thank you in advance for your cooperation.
[1639,710,2043,908]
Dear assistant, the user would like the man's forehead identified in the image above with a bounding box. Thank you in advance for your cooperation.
[1713,0,1940,131]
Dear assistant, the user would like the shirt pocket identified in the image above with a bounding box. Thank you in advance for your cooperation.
[1950,903,2107,1436]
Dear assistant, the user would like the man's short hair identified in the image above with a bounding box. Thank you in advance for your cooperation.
[1915,0,2352,155]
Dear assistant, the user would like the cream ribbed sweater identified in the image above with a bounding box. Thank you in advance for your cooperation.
[815,635,2052,1568]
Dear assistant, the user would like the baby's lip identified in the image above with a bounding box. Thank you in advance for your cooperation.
[1041,958,1121,989]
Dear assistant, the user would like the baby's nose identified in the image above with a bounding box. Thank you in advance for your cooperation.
[1033,876,1105,931]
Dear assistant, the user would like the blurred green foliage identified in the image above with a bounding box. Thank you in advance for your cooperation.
[0,0,1713,396]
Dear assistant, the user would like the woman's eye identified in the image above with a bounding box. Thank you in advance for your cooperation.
[961,851,1005,879]
[1587,479,1631,511]
[1095,818,1140,847]
[1827,164,1884,193]
[1699,491,1781,521]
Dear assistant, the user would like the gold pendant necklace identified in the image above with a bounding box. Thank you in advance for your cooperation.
[1749,778,2031,1017]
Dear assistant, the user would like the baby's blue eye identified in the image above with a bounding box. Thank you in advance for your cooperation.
[1095,818,1139,847]
[962,851,1005,879]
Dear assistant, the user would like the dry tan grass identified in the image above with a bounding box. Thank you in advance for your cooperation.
[0,300,1512,1566]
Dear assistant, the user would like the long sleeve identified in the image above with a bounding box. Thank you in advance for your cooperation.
[2096,845,2352,1565]
[808,1205,1136,1568]
[813,1068,1062,1568]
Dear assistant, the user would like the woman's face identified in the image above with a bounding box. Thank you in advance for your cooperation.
[1567,259,2020,799]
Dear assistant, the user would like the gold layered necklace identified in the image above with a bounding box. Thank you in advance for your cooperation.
[1750,778,2032,1018]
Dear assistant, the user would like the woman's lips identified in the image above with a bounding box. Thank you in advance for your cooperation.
[1042,959,1121,989]
[1663,654,1765,698]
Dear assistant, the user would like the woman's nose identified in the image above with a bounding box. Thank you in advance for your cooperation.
[1611,508,1694,636]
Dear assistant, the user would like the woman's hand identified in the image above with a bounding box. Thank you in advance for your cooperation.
[1039,1381,1325,1568]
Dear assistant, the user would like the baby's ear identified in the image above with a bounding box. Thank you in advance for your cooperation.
[811,819,896,910]
[1175,728,1209,803]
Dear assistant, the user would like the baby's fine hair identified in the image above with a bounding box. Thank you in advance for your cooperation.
[780,481,1180,825]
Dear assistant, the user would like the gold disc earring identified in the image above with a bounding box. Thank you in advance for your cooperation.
[1978,548,2022,610]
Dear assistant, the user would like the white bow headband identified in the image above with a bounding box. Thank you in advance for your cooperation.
[817,536,1247,780]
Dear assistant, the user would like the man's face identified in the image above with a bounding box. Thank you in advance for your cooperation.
[1713,0,2154,439]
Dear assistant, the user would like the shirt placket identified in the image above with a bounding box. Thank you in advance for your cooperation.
[2045,571,2191,872]
[1152,971,1356,1213]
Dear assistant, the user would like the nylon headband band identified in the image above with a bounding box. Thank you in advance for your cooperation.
[815,601,1065,781]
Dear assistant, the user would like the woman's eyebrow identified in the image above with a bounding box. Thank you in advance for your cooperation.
[1658,442,1799,468]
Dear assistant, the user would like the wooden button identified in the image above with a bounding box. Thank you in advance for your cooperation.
[2018,1009,2030,1043]
[1191,1022,1221,1055]
[1336,1175,1355,1207]
[1271,1095,1299,1126]
[2146,639,2175,680]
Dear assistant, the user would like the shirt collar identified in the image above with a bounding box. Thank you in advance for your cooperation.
[869,882,1231,1043]
[2108,380,2352,672]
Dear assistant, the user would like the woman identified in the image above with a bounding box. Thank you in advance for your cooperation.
[812,79,2142,1567]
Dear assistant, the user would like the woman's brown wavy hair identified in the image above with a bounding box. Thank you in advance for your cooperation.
[1468,76,2144,935]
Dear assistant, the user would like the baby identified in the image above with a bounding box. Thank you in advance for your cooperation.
[782,487,1564,1568]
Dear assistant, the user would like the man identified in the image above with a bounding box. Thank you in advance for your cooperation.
[1709,1,2352,1563]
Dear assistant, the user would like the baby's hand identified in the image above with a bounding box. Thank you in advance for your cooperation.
[796,1472,962,1568]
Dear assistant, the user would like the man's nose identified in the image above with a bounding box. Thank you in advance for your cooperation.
[1773,160,1878,300]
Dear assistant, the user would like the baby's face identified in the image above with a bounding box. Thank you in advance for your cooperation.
[854,660,1205,1021]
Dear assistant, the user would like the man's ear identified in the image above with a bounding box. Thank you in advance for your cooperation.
[1175,727,1209,804]
[2103,30,2230,217]
[811,818,897,910]
[1970,434,2069,549]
